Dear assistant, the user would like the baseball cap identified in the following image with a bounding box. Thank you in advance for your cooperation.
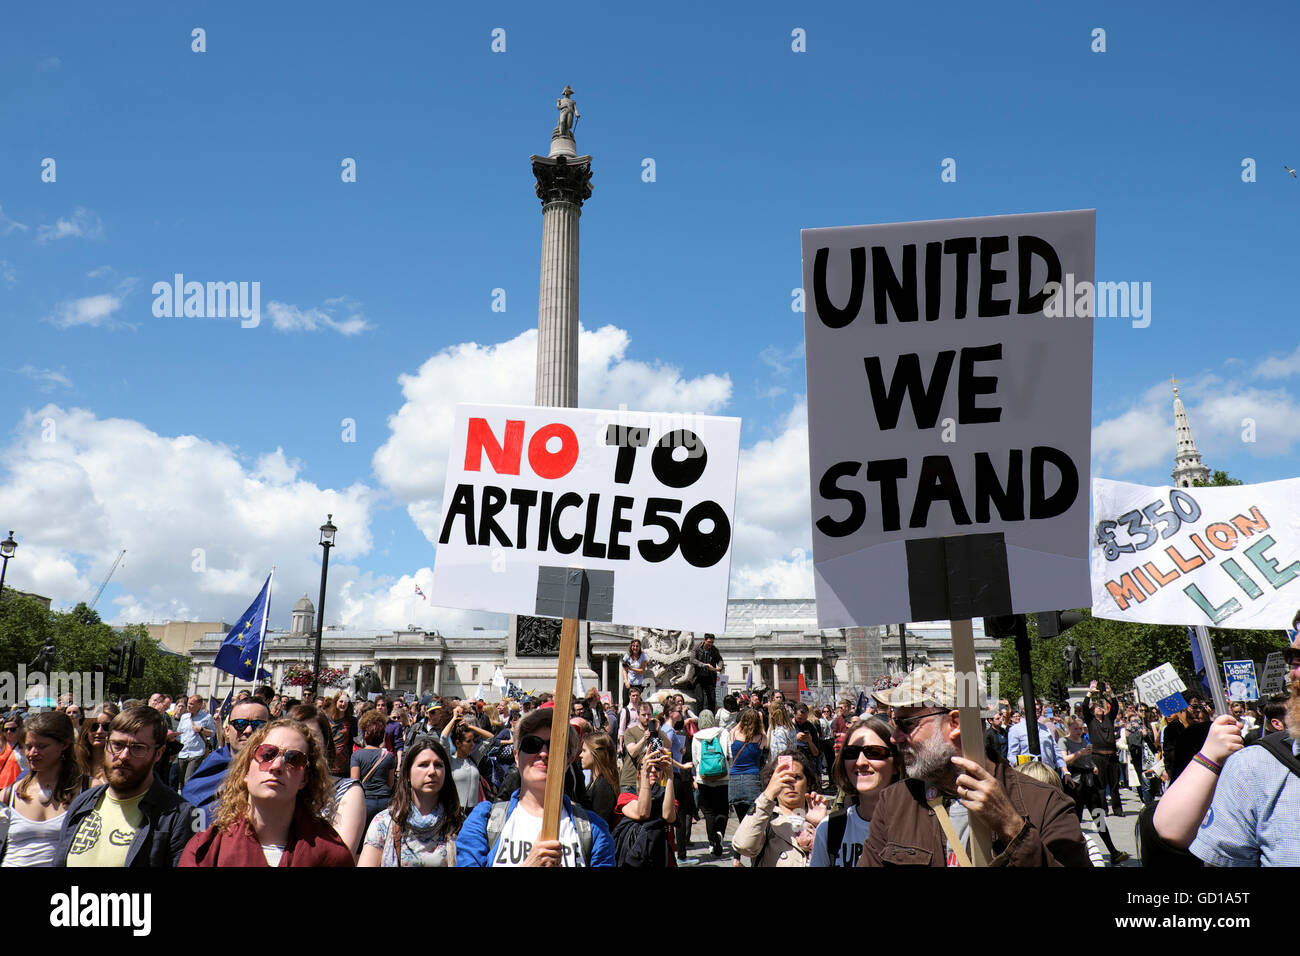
[872,666,958,709]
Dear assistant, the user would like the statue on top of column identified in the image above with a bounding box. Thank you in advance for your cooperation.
[553,85,580,140]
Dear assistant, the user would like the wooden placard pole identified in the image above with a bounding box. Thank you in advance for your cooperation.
[950,618,992,867]
[540,616,580,842]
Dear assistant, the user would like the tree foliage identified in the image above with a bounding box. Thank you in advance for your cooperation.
[0,596,192,703]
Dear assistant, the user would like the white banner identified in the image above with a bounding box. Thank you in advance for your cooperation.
[802,210,1095,627]
[1091,477,1300,629]
[1260,652,1287,696]
[430,403,740,633]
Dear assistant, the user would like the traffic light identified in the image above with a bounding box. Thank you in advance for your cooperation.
[1035,611,1085,639]
[984,615,1021,639]
[129,639,145,678]
[106,644,124,676]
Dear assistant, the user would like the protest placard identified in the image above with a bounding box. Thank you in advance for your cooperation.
[802,210,1095,627]
[1260,652,1288,696]
[430,403,740,633]
[1222,660,1259,701]
[1135,662,1187,706]
[1091,478,1300,628]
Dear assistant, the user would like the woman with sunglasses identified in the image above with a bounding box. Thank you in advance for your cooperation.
[359,736,462,866]
[1,712,85,867]
[180,718,353,866]
[73,703,119,790]
[810,717,900,867]
[457,708,614,866]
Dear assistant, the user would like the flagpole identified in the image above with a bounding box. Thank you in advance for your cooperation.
[253,567,274,692]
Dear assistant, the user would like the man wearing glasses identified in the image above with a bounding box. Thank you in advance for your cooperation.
[859,666,1088,867]
[56,706,198,867]
[181,697,271,824]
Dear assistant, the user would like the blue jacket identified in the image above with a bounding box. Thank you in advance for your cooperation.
[56,776,198,867]
[181,744,231,826]
[456,790,615,867]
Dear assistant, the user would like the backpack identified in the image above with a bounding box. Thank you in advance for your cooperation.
[485,799,593,866]
[824,808,849,864]
[698,734,727,778]
[1251,732,1300,778]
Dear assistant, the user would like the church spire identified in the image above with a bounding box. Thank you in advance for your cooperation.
[1171,377,1210,488]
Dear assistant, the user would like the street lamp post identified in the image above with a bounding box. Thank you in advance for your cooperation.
[311,515,337,699]
[0,531,17,603]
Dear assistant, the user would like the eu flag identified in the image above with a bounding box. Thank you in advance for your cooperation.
[214,572,273,680]
[1186,626,1212,696]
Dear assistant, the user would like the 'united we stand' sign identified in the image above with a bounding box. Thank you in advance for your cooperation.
[802,210,1096,627]
[430,403,740,633]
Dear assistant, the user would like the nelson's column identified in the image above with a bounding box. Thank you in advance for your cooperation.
[505,87,599,688]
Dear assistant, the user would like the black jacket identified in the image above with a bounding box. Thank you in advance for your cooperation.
[57,776,198,868]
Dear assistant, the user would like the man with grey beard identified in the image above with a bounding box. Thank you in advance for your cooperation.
[859,667,1088,867]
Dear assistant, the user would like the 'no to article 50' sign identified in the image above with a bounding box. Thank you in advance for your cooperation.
[430,403,740,633]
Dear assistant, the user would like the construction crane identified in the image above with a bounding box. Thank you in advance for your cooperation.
[88,549,126,612]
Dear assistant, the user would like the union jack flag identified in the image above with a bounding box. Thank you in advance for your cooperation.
[414,584,427,600]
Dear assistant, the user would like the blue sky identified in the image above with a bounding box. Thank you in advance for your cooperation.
[2,1,1298,628]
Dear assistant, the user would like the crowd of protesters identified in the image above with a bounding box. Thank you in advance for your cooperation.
[0,622,1296,868]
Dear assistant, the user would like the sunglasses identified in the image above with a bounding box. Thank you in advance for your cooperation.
[841,744,894,762]
[253,744,309,771]
[519,735,549,756]
[93,721,112,732]
[230,718,268,733]
[892,710,948,735]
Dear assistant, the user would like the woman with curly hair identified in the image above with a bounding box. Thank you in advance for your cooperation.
[74,703,119,789]
[358,735,462,866]
[180,718,353,867]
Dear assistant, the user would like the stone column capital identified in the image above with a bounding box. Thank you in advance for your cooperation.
[531,154,593,208]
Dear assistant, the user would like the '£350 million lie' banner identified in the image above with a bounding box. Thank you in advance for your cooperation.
[1091,477,1300,629]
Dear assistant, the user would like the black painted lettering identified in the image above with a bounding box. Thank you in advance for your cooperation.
[582,493,607,558]
[863,351,955,430]
[1029,446,1079,519]
[866,458,907,532]
[1017,235,1062,314]
[813,246,866,328]
[872,244,918,323]
[909,455,972,528]
[538,490,555,553]
[978,235,1012,317]
[551,492,583,554]
[816,462,865,537]
[477,485,511,547]
[924,240,942,322]
[974,450,1024,522]
[608,495,634,560]
[957,344,1003,424]
[438,484,476,546]
[510,488,538,549]
[943,237,977,320]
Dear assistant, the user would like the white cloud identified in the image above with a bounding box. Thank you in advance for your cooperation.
[1254,343,1300,379]
[1092,373,1300,478]
[36,207,104,244]
[87,265,114,279]
[46,293,123,329]
[267,300,371,335]
[36,56,60,71]
[0,260,15,285]
[0,206,28,236]
[373,324,732,532]
[0,405,377,625]
[16,365,73,393]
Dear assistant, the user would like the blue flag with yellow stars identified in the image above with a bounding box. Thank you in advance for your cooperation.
[214,573,273,680]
